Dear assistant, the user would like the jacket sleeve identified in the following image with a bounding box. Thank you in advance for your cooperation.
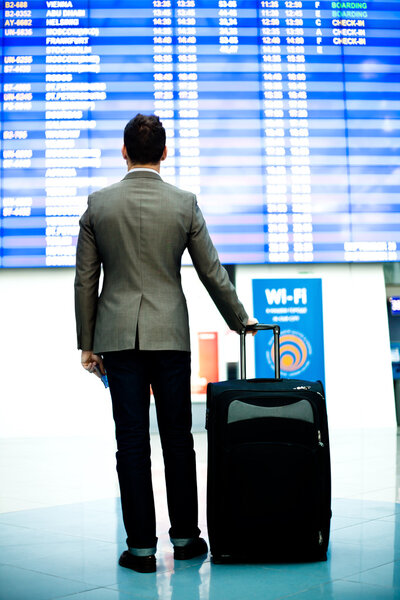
[187,197,249,333]
[74,197,101,350]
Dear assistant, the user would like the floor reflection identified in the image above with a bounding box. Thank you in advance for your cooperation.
[1,429,400,599]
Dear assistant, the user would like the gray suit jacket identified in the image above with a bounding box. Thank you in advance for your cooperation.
[75,170,249,353]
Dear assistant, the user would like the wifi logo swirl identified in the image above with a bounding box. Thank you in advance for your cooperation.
[271,332,309,373]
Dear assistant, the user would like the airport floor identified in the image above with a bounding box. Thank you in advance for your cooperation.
[1,428,400,600]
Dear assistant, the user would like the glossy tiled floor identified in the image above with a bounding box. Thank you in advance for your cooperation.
[1,428,400,599]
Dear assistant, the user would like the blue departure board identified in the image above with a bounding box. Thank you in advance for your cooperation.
[1,0,399,267]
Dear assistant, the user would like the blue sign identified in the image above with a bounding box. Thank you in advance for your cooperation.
[390,297,400,316]
[252,279,325,386]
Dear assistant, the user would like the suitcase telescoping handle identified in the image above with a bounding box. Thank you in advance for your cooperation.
[239,324,281,380]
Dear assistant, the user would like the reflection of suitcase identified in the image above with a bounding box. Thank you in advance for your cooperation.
[206,324,331,563]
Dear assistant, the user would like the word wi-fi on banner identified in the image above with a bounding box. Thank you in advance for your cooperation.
[252,279,325,386]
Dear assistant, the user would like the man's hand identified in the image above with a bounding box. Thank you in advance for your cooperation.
[246,317,259,336]
[81,350,105,378]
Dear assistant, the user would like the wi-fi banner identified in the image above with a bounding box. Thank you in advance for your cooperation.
[252,278,325,387]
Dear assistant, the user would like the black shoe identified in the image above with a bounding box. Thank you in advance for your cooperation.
[174,537,208,560]
[119,551,156,573]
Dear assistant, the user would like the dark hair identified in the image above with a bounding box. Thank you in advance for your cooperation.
[124,114,166,164]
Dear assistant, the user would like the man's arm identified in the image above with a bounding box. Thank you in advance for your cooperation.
[74,200,101,351]
[187,198,251,333]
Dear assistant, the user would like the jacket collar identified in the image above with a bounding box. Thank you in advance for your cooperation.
[122,170,163,182]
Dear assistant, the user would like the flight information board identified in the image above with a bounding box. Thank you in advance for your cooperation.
[1,0,399,267]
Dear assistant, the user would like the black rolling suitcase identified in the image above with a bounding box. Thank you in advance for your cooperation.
[206,323,331,563]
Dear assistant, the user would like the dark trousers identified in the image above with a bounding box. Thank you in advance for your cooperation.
[102,349,200,550]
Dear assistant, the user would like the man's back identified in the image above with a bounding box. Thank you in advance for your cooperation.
[86,170,194,353]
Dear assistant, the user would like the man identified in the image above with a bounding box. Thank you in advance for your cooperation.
[75,114,255,573]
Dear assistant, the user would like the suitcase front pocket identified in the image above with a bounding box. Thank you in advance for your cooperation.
[225,440,321,558]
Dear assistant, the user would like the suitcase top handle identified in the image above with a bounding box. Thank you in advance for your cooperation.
[239,324,281,380]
